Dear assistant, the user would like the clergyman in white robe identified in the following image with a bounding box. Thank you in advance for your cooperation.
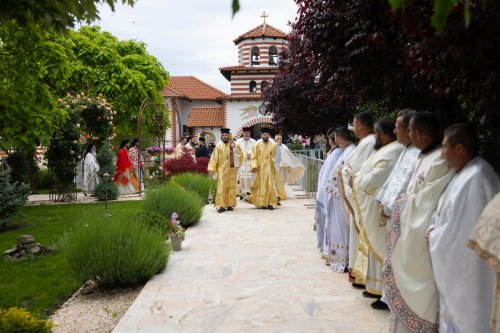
[325,143,356,271]
[340,133,375,276]
[352,140,403,294]
[384,144,453,332]
[236,136,256,200]
[469,192,500,333]
[429,157,500,333]
[315,146,343,255]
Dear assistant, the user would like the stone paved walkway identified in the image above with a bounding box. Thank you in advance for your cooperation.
[113,186,389,333]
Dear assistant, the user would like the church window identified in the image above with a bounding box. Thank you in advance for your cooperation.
[250,47,260,66]
[261,80,268,91]
[249,81,257,92]
[269,46,278,65]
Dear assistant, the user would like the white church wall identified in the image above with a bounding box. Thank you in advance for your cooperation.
[226,100,265,135]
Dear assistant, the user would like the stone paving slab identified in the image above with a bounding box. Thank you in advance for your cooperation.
[113,187,389,333]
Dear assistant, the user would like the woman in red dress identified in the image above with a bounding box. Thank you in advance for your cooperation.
[114,139,139,194]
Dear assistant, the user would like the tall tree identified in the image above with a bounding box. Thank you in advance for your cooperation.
[57,26,169,137]
[0,24,169,149]
[0,0,136,31]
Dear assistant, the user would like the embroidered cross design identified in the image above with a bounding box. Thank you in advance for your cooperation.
[417,172,426,184]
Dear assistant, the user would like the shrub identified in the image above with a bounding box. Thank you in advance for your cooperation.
[142,183,204,228]
[33,168,55,191]
[135,210,171,237]
[61,215,169,288]
[0,307,53,333]
[0,169,30,229]
[96,143,115,180]
[171,173,216,203]
[94,181,119,201]
[6,151,30,185]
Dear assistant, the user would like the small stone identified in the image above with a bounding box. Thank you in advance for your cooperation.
[17,235,35,244]
[3,248,16,256]
[29,246,41,254]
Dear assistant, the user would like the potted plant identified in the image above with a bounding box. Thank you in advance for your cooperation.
[146,146,161,157]
[169,212,185,251]
[165,146,175,155]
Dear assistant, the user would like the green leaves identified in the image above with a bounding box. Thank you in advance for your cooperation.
[0,23,169,150]
[0,0,138,31]
[232,0,241,17]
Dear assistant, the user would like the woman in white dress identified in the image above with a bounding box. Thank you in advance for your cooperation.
[82,144,100,196]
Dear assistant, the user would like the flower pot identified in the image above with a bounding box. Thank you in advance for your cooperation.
[170,233,182,251]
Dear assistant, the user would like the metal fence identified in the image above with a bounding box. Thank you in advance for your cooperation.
[293,150,326,198]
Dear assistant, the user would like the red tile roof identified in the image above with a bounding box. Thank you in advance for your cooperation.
[187,107,225,127]
[219,66,280,81]
[161,76,227,101]
[233,23,288,44]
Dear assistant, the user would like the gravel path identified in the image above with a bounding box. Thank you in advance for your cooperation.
[50,281,144,333]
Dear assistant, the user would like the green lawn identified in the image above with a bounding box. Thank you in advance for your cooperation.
[0,200,143,317]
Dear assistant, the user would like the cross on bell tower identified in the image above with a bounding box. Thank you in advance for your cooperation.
[260,11,268,24]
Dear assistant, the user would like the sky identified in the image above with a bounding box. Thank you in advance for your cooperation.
[93,0,299,93]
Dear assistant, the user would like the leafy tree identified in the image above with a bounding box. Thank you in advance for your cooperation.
[265,0,435,134]
[0,24,169,150]
[0,0,136,31]
[0,22,69,150]
[230,0,472,33]
[58,26,169,138]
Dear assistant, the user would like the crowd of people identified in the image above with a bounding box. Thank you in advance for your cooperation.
[315,110,500,332]
[207,127,305,213]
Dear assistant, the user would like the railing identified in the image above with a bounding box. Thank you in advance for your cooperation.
[291,149,327,160]
[293,150,326,198]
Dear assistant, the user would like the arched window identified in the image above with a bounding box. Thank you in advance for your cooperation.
[250,47,260,66]
[268,46,278,65]
[249,81,257,93]
[261,80,268,91]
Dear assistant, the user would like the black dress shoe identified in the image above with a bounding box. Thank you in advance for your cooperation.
[370,299,389,310]
[268,205,274,210]
[351,283,365,289]
[239,195,243,200]
[217,207,226,213]
[227,207,233,211]
[362,291,381,299]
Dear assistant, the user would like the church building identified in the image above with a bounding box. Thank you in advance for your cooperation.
[163,15,288,144]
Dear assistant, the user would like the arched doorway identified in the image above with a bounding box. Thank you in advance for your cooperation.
[235,116,274,139]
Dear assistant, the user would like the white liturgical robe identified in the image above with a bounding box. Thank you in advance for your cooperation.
[384,145,453,332]
[236,137,257,198]
[429,157,500,333]
[325,143,356,271]
[352,141,404,293]
[315,147,343,253]
[339,134,375,271]
[376,145,420,216]
[469,192,500,333]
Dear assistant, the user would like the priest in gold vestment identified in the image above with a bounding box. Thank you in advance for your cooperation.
[208,128,243,213]
[249,128,286,210]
